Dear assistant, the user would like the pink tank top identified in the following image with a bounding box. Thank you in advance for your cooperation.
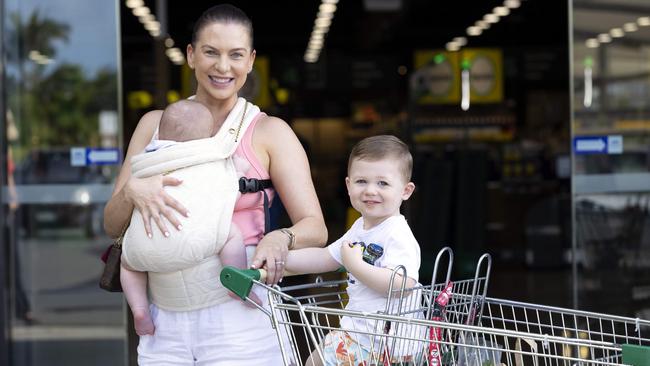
[232,112,274,246]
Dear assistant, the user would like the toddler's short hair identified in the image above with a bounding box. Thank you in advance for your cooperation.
[348,135,413,182]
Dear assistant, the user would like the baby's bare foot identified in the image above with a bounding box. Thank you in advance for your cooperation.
[132,307,154,336]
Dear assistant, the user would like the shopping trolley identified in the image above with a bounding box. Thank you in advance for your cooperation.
[220,248,650,365]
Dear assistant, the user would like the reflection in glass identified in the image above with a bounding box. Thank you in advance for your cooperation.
[3,0,125,365]
[573,0,650,319]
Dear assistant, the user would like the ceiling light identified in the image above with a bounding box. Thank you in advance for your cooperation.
[139,14,154,23]
[315,17,332,27]
[309,39,324,47]
[597,33,611,43]
[317,11,334,20]
[504,0,520,9]
[638,17,650,26]
[447,0,521,50]
[132,6,150,17]
[476,20,490,30]
[623,22,638,32]
[585,39,599,48]
[446,41,461,51]
[319,3,337,13]
[126,1,183,65]
[144,20,160,30]
[305,0,339,63]
[453,36,467,46]
[315,14,332,21]
[484,14,499,24]
[609,28,624,38]
[125,0,143,9]
[166,48,184,61]
[467,26,482,36]
[493,6,510,16]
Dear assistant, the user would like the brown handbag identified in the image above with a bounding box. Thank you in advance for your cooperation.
[99,225,128,292]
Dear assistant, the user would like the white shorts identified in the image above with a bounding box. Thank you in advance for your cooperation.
[138,248,286,366]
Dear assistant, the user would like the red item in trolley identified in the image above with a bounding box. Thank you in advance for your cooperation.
[429,281,453,365]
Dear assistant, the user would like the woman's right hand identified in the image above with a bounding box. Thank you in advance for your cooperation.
[124,174,189,238]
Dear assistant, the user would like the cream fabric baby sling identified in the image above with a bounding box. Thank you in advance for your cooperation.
[121,98,260,311]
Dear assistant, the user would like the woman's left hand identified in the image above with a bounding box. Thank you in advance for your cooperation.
[250,230,289,285]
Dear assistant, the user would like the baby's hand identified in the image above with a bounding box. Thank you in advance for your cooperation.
[341,241,364,268]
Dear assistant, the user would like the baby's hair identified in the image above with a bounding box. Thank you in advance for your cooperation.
[348,135,413,182]
[192,4,254,49]
[159,100,213,142]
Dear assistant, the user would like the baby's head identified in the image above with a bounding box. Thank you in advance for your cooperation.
[159,100,213,142]
[348,135,413,183]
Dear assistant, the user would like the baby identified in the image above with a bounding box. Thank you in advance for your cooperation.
[121,100,254,336]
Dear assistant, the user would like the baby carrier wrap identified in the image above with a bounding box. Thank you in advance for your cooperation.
[122,98,260,311]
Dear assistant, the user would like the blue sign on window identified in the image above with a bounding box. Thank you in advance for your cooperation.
[573,135,623,155]
[70,147,121,166]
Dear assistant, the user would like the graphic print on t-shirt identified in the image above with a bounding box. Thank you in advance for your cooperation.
[347,242,384,284]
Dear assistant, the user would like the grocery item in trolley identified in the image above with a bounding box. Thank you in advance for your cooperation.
[429,281,453,366]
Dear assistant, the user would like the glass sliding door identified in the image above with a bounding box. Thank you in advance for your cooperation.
[572,0,650,317]
[2,0,126,364]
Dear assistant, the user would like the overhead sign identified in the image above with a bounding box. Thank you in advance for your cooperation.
[411,50,460,104]
[411,48,503,105]
[573,135,623,155]
[462,48,504,103]
[70,147,121,166]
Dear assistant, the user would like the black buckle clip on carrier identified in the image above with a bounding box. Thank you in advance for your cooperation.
[238,177,273,234]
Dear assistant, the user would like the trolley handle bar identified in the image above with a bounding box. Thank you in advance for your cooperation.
[220,266,265,300]
[220,266,347,300]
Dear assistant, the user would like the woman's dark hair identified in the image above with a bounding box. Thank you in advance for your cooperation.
[191,4,254,49]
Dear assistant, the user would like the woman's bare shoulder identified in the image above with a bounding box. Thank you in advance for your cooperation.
[126,110,164,155]
[133,110,163,138]
[255,114,294,139]
[139,110,164,130]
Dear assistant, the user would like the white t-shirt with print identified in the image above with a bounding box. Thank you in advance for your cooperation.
[327,214,421,350]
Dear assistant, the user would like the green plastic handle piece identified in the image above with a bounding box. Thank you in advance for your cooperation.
[220,266,262,300]
[622,343,650,366]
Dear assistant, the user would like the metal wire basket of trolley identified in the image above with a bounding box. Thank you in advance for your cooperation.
[421,248,650,366]
[220,247,650,366]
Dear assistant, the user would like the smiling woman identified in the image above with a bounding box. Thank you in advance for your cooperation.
[103,4,327,365]
[187,21,256,105]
